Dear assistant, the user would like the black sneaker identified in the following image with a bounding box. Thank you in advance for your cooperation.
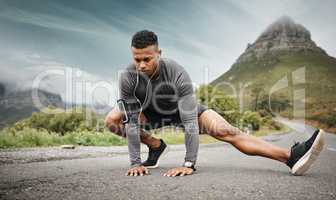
[286,129,325,175]
[142,139,168,168]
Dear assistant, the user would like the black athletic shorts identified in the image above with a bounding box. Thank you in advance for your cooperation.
[141,103,208,131]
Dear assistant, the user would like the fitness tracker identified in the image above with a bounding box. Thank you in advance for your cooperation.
[183,161,196,171]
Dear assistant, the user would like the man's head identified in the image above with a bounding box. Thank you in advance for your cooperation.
[131,30,161,77]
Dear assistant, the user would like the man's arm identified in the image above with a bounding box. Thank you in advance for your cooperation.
[178,94,199,165]
[176,70,200,166]
[119,70,142,166]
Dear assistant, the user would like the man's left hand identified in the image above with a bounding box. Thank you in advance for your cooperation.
[163,167,194,177]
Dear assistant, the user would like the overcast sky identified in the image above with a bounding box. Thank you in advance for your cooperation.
[0,0,335,104]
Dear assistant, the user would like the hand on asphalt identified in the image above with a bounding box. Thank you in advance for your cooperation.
[125,165,149,176]
[163,167,193,177]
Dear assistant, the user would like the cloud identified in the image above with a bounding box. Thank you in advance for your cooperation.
[0,52,119,107]
[0,0,335,86]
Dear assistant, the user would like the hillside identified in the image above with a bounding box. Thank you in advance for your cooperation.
[0,82,64,128]
[212,16,336,129]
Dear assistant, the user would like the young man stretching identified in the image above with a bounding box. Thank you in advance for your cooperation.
[105,30,325,177]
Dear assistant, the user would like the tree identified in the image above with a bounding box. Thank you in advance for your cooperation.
[251,84,265,111]
[197,85,240,124]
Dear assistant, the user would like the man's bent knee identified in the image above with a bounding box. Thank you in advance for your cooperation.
[105,108,125,136]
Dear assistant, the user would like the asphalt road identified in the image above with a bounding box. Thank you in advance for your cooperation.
[1,120,335,200]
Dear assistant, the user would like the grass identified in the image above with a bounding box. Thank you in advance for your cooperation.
[0,124,290,149]
[0,128,127,149]
[253,125,291,137]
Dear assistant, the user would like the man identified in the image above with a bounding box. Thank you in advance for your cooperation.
[105,30,325,177]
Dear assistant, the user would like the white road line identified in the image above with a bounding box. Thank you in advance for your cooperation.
[327,147,336,152]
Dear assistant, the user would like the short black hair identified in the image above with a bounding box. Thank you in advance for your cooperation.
[131,30,158,49]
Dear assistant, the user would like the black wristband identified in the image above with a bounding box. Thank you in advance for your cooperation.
[188,165,196,171]
[183,161,196,171]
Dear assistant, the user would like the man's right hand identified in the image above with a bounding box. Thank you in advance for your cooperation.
[125,165,149,176]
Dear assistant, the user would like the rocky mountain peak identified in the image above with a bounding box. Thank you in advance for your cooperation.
[237,16,327,63]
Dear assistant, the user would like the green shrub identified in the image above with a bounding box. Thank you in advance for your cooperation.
[258,109,273,118]
[10,107,102,135]
[241,111,261,130]
[197,85,240,125]
[309,111,336,128]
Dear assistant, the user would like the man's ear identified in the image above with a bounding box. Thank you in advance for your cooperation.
[157,49,162,59]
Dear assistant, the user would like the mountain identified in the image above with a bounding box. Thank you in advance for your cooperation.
[212,16,336,127]
[0,82,64,128]
[236,16,327,63]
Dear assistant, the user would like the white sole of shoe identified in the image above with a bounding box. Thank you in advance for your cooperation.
[291,129,325,175]
[145,145,170,169]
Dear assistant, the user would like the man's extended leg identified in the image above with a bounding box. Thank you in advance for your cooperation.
[199,109,290,163]
[198,109,325,175]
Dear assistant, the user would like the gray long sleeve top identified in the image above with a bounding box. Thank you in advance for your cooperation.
[119,58,199,166]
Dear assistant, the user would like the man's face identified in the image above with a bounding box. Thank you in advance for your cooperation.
[131,45,161,77]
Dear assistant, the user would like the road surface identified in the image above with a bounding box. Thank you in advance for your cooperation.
[1,120,335,200]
